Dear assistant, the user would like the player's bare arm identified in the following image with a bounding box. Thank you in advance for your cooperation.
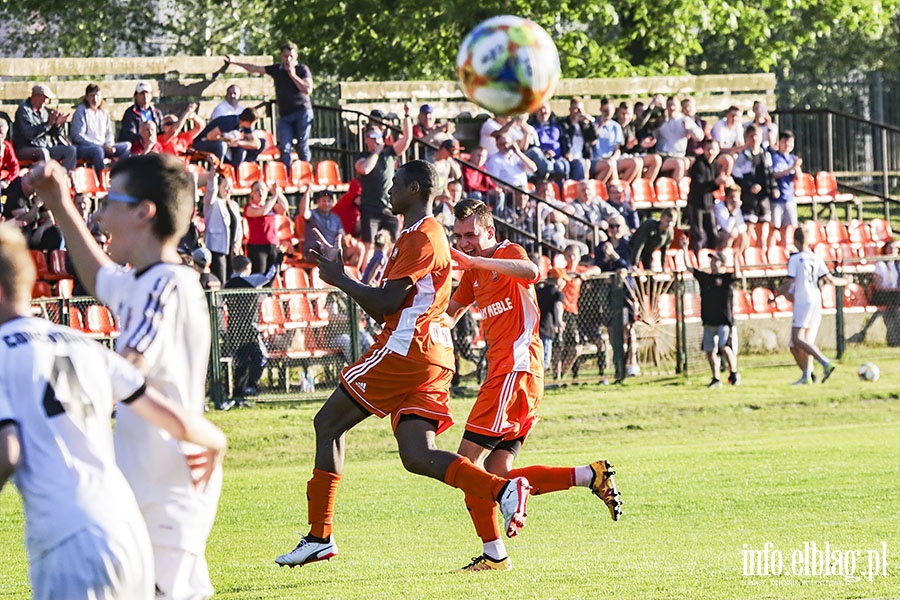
[309,231,412,323]
[127,385,227,493]
[0,422,22,492]
[451,247,539,280]
[25,161,112,295]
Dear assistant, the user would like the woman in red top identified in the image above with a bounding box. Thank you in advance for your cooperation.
[0,119,20,188]
[244,180,289,274]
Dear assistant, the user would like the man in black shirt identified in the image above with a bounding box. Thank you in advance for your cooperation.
[226,43,313,167]
[687,139,728,253]
[691,250,740,387]
[629,207,675,270]
[536,268,566,371]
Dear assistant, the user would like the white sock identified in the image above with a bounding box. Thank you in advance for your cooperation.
[574,465,594,487]
[483,539,507,561]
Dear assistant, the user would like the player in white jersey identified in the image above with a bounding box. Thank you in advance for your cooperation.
[27,155,222,600]
[778,226,851,385]
[0,223,226,600]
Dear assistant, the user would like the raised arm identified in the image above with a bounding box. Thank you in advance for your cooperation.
[451,247,539,281]
[392,113,414,156]
[25,162,112,295]
[224,55,266,75]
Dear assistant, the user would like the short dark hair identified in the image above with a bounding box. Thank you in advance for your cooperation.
[281,42,298,53]
[454,198,493,229]
[82,83,102,107]
[398,160,440,202]
[779,130,795,141]
[239,107,258,123]
[109,154,195,243]
[232,255,251,273]
[660,207,677,220]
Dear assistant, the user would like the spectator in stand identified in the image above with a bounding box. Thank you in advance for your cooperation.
[433,180,462,235]
[484,134,537,213]
[591,228,640,377]
[732,124,775,248]
[225,43,314,166]
[746,100,777,149]
[461,145,496,202]
[209,84,245,121]
[333,178,362,237]
[244,180,289,274]
[552,245,587,379]
[191,247,222,291]
[687,138,728,253]
[13,85,76,172]
[302,190,344,257]
[479,114,529,155]
[412,104,454,162]
[527,103,570,181]
[117,82,163,146]
[202,167,244,282]
[432,138,462,193]
[0,120,19,189]
[70,84,131,179]
[632,95,666,174]
[567,180,618,246]
[769,130,802,244]
[873,240,899,291]
[561,96,597,183]
[591,103,625,185]
[159,103,204,159]
[192,107,264,168]
[536,268,566,370]
[687,245,740,387]
[681,97,709,157]
[629,207,676,271]
[130,121,162,155]
[356,107,413,262]
[713,184,750,256]
[28,205,63,253]
[606,181,640,232]
[614,102,658,182]
[361,229,392,286]
[710,105,745,179]
[652,96,704,182]
[2,177,41,236]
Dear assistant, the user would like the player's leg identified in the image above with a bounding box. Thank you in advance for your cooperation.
[276,385,371,567]
[721,326,740,384]
[395,416,531,538]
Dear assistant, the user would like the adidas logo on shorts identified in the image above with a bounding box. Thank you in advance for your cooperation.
[354,381,366,392]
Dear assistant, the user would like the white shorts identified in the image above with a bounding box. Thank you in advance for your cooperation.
[772,201,798,228]
[790,302,822,344]
[30,522,154,600]
[701,325,733,352]
[153,547,213,600]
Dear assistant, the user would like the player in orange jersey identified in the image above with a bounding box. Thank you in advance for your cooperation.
[446,199,622,572]
[275,160,532,568]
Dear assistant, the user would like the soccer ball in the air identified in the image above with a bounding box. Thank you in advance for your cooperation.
[456,15,560,116]
[858,362,880,382]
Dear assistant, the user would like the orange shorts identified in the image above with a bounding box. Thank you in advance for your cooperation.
[340,344,455,435]
[465,371,543,441]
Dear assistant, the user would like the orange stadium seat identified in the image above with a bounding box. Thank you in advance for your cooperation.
[291,160,316,191]
[264,161,298,194]
[751,287,775,315]
[653,177,680,206]
[630,178,657,209]
[315,160,346,190]
[72,166,106,197]
[258,131,279,161]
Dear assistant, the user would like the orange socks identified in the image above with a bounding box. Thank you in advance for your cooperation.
[307,468,342,539]
[465,493,501,543]
[507,465,575,495]
[444,456,507,502]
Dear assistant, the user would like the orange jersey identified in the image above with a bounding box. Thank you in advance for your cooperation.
[373,215,455,371]
[160,132,193,157]
[452,241,543,379]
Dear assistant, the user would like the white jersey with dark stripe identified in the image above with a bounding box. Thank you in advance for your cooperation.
[95,261,219,554]
[0,316,148,560]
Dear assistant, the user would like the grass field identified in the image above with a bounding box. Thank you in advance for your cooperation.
[1,353,899,599]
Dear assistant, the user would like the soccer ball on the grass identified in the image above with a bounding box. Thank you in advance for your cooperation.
[456,15,560,116]
[858,362,880,382]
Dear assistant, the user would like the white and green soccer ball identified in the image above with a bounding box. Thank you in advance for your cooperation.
[456,15,560,116]
[858,362,880,382]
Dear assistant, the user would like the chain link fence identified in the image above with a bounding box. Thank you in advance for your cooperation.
[26,256,900,399]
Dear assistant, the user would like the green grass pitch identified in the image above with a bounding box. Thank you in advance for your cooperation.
[1,354,898,599]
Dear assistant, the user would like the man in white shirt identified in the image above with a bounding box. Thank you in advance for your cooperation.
[484,134,537,213]
[777,226,851,385]
[209,84,245,121]
[713,185,749,254]
[0,223,226,600]
[710,105,745,179]
[27,154,223,600]
[653,96,704,181]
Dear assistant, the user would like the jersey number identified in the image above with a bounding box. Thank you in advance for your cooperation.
[42,355,95,431]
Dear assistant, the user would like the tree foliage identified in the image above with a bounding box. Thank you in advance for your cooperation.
[2,0,900,114]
